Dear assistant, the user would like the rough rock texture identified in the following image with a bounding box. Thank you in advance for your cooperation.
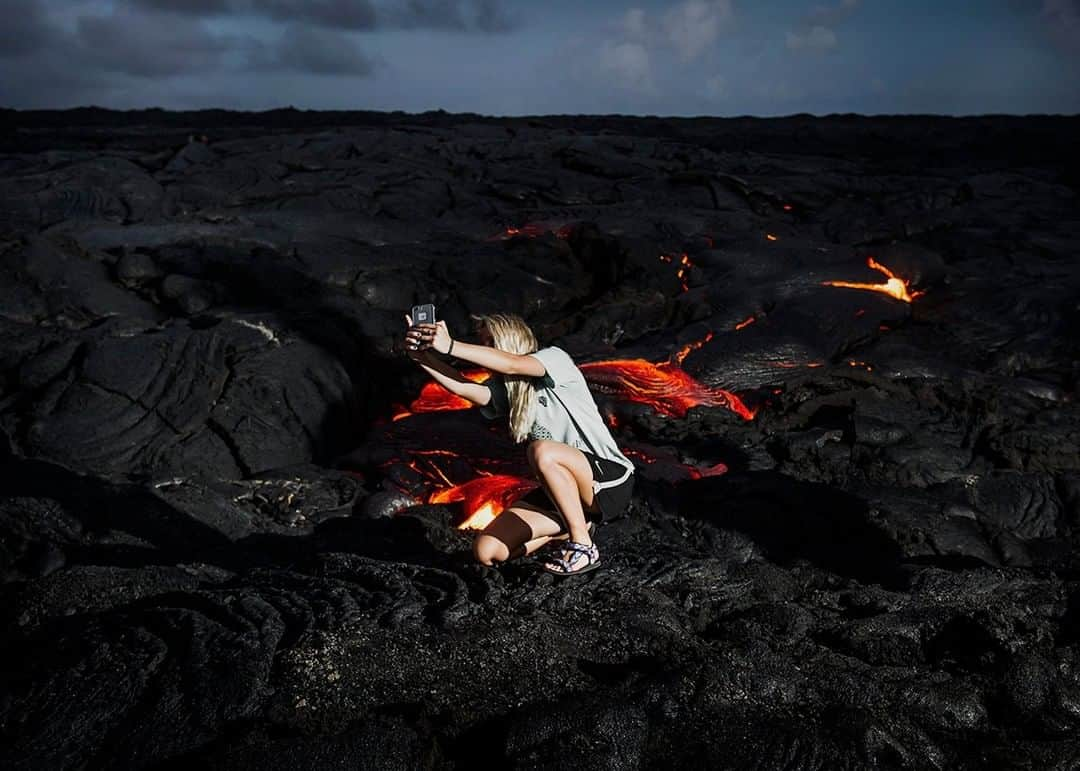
[1,108,1079,769]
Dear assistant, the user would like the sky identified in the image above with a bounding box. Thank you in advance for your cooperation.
[1,0,1078,116]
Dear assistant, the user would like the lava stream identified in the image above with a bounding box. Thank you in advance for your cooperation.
[823,257,924,303]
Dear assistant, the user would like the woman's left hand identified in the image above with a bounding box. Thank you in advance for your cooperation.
[406,319,453,355]
[430,320,453,355]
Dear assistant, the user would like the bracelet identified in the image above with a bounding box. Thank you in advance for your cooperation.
[447,338,455,356]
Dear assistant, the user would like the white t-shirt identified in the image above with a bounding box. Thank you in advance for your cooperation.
[479,346,635,489]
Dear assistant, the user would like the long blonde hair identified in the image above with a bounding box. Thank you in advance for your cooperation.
[471,312,539,444]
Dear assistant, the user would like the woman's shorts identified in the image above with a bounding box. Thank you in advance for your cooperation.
[517,449,635,532]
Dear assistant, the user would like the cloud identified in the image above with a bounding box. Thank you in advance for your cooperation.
[129,0,233,14]
[76,11,238,77]
[0,0,57,57]
[249,24,377,74]
[786,0,858,55]
[786,25,837,53]
[705,73,726,99]
[123,0,512,32]
[580,1,734,105]
[1041,0,1080,54]
[621,8,648,41]
[805,0,860,29]
[597,40,655,93]
[663,0,734,61]
[0,1,380,108]
[611,2,733,61]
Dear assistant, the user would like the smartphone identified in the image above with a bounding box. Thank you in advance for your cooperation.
[411,303,435,327]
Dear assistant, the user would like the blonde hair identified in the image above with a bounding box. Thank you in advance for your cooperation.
[470,312,539,444]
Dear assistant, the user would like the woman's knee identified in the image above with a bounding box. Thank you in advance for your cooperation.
[528,440,564,475]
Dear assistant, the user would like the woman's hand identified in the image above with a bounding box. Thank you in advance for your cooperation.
[430,320,453,355]
[404,314,453,355]
[404,314,454,356]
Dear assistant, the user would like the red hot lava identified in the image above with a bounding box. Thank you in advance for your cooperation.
[579,358,755,421]
[393,369,491,421]
[395,346,753,422]
[660,252,694,291]
[823,257,924,303]
[489,222,575,241]
[428,472,540,530]
[389,335,755,528]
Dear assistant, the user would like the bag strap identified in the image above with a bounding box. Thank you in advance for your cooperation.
[548,387,635,478]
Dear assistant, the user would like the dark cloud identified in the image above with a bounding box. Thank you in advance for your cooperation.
[76,11,237,78]
[131,0,233,14]
[124,0,512,32]
[0,54,110,109]
[259,0,378,28]
[0,2,381,108]
[786,0,860,55]
[804,0,861,30]
[1041,0,1080,55]
[249,24,377,74]
[472,0,514,33]
[0,0,56,57]
[124,0,376,29]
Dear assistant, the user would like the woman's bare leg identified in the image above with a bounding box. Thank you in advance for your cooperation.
[472,503,565,565]
[527,440,596,547]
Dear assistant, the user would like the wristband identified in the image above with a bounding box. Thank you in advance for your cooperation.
[447,338,455,356]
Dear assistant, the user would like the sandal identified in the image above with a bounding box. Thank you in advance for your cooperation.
[542,540,601,576]
[548,520,595,544]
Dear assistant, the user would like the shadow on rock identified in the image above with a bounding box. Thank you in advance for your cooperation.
[678,471,906,588]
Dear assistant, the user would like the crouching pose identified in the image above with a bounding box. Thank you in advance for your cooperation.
[403,312,635,576]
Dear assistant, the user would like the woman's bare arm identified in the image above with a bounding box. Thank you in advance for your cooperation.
[410,349,494,406]
[405,314,546,380]
[437,339,546,378]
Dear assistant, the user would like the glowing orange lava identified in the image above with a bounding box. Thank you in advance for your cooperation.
[488,223,573,241]
[428,473,540,530]
[823,257,924,303]
[396,345,752,422]
[659,252,694,291]
[670,331,714,367]
[735,316,756,330]
[580,359,756,421]
[392,369,491,420]
[688,462,728,478]
[766,234,778,241]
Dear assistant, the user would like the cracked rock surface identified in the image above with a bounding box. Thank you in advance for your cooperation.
[1,109,1079,769]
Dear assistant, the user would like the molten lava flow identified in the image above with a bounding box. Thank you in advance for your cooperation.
[428,473,540,530]
[822,257,924,303]
[660,252,693,291]
[671,331,714,367]
[489,222,547,240]
[688,462,728,478]
[766,234,778,241]
[676,253,694,291]
[623,447,726,479]
[392,369,491,420]
[394,335,752,422]
[580,359,756,421]
[735,316,756,330]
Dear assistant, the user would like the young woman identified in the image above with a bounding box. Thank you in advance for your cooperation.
[403,311,635,575]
